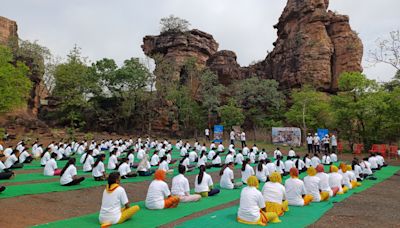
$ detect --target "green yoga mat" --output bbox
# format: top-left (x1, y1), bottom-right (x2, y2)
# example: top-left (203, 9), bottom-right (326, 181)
top-left (177, 166), bottom-right (400, 228)
top-left (34, 166), bottom-right (399, 228)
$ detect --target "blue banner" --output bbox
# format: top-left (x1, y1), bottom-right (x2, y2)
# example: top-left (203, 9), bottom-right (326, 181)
top-left (317, 128), bottom-right (329, 140)
top-left (213, 125), bottom-right (224, 143)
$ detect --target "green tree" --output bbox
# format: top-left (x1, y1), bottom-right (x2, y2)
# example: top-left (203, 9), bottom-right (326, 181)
top-left (0, 45), bottom-right (32, 113)
top-left (218, 99), bottom-right (245, 130)
top-left (160, 15), bottom-right (191, 34)
top-left (286, 85), bottom-right (333, 142)
top-left (232, 77), bottom-right (285, 137)
top-left (198, 69), bottom-right (225, 128)
top-left (52, 45), bottom-right (95, 128)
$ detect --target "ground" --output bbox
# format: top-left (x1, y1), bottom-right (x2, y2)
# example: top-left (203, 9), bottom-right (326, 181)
top-left (0, 136), bottom-right (399, 228)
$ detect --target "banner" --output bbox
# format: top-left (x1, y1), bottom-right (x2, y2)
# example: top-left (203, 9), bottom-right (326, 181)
top-left (317, 128), bottom-right (329, 140)
top-left (213, 125), bottom-right (224, 143)
top-left (272, 127), bottom-right (301, 146)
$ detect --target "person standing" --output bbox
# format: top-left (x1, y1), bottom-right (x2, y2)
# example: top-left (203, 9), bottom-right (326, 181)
top-left (240, 131), bottom-right (246, 148)
top-left (230, 130), bottom-right (236, 145)
top-left (205, 128), bottom-right (210, 142)
top-left (306, 133), bottom-right (313, 153)
top-left (331, 135), bottom-right (337, 153)
top-left (323, 135), bottom-right (330, 153)
top-left (313, 133), bottom-right (320, 153)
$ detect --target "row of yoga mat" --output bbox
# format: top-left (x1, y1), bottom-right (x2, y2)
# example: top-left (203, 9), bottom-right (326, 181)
top-left (33, 165), bottom-right (400, 228)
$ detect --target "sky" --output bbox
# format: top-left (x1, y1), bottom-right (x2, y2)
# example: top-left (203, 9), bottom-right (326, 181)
top-left (1, 0), bottom-right (399, 82)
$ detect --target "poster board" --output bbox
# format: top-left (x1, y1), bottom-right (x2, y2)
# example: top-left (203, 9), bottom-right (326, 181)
top-left (272, 127), bottom-right (301, 146)
top-left (317, 128), bottom-right (329, 140)
top-left (213, 125), bottom-right (224, 143)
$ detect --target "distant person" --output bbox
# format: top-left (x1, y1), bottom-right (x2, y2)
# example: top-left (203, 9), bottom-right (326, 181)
top-left (220, 162), bottom-right (243, 189)
top-left (240, 131), bottom-right (246, 148)
top-left (43, 153), bottom-right (62, 176)
top-left (330, 135), bottom-right (337, 153)
top-left (306, 133), bottom-right (313, 153)
top-left (99, 172), bottom-right (140, 227)
top-left (60, 158), bottom-right (85, 186)
top-left (313, 133), bottom-right (320, 153)
top-left (205, 128), bottom-right (210, 141)
top-left (323, 134), bottom-right (330, 153)
top-left (230, 130), bottom-right (236, 145)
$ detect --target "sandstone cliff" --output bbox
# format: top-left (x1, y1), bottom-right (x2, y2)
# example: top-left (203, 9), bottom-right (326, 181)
top-left (142, 0), bottom-right (363, 93)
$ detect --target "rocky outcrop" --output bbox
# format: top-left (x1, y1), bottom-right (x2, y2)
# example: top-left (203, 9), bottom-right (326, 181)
top-left (0, 16), bottom-right (17, 46)
top-left (0, 16), bottom-right (49, 133)
top-left (142, 29), bottom-right (219, 83)
top-left (206, 50), bottom-right (246, 86)
top-left (250, 0), bottom-right (363, 92)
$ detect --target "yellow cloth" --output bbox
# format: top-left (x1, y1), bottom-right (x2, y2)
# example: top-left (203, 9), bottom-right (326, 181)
top-left (343, 186), bottom-right (349, 193)
top-left (106, 183), bottom-right (120, 193)
top-left (247, 176), bottom-right (259, 188)
top-left (303, 194), bottom-right (313, 206)
top-left (266, 200), bottom-right (289, 216)
top-left (237, 210), bottom-right (280, 226)
top-left (320, 192), bottom-right (330, 201)
top-left (117, 205), bottom-right (140, 224)
top-left (306, 167), bottom-right (317, 176)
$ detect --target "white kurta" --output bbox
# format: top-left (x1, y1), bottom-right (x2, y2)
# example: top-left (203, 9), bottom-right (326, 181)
top-left (285, 178), bottom-right (306, 206)
top-left (238, 186), bottom-right (265, 223)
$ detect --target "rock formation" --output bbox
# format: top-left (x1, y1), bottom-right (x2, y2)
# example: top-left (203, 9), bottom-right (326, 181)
top-left (0, 16), bottom-right (49, 133)
top-left (142, 0), bottom-right (363, 94)
top-left (249, 0), bottom-right (363, 92)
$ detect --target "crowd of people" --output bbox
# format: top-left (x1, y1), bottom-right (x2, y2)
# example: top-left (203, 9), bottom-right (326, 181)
top-left (0, 133), bottom-right (389, 226)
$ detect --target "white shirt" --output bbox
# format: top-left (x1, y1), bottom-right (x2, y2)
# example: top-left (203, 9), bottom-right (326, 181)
top-left (83, 155), bottom-right (94, 172)
top-left (146, 180), bottom-right (170, 209)
top-left (118, 163), bottom-right (131, 176)
top-left (93, 161), bottom-right (105, 177)
top-left (19, 151), bottom-right (31, 163)
top-left (274, 160), bottom-right (285, 174)
top-left (304, 157), bottom-right (312, 168)
top-left (171, 174), bottom-right (190, 196)
top-left (180, 147), bottom-right (188, 157)
top-left (4, 154), bottom-right (18, 168)
top-left (205, 129), bottom-right (210, 136)
top-left (288, 150), bottom-right (296, 157)
top-left (328, 172), bottom-right (343, 192)
top-left (212, 156), bottom-right (221, 165)
top-left (262, 182), bottom-right (286, 203)
top-left (255, 164), bottom-right (269, 182)
top-left (189, 151), bottom-right (198, 163)
top-left (3, 148), bottom-right (12, 157)
top-left (128, 153), bottom-right (134, 166)
top-left (273, 150), bottom-right (282, 159)
top-left (217, 144), bottom-right (224, 152)
top-left (241, 164), bottom-right (255, 184)
top-left (235, 153), bottom-right (244, 165)
top-left (307, 136), bottom-right (313, 144)
top-left (266, 162), bottom-right (277, 174)
top-left (294, 159), bottom-right (305, 170)
top-left (44, 158), bottom-right (58, 176)
top-left (195, 172), bottom-right (213, 193)
top-left (242, 147), bottom-right (249, 156)
top-left (137, 149), bottom-right (145, 160)
top-left (322, 155), bottom-right (331, 164)
top-left (230, 131), bottom-right (235, 140)
top-left (249, 152), bottom-right (256, 164)
top-left (207, 150), bottom-right (216, 160)
top-left (368, 157), bottom-right (378, 169)
top-left (108, 155), bottom-right (118, 170)
top-left (316, 172), bottom-right (333, 196)
top-left (285, 178), bottom-right (306, 206)
top-left (60, 165), bottom-right (77, 185)
top-left (240, 132), bottom-right (246, 141)
top-left (40, 152), bottom-right (51, 166)
top-left (284, 160), bottom-right (295, 173)
top-left (311, 156), bottom-right (321, 168)
top-left (238, 186), bottom-right (265, 223)
top-left (158, 160), bottom-right (169, 171)
top-left (220, 168), bottom-right (234, 189)
top-left (304, 175), bottom-right (321, 202)
top-left (150, 154), bottom-right (160, 166)
top-left (225, 154), bottom-right (234, 164)
top-left (99, 186), bottom-right (129, 224)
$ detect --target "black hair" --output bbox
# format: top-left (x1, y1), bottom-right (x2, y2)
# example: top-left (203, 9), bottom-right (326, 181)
top-left (212, 152), bottom-right (220, 160)
top-left (41, 148), bottom-right (50, 158)
top-left (82, 150), bottom-right (93, 164)
top-left (198, 165), bottom-right (206, 184)
top-left (180, 154), bottom-right (189, 164)
top-left (257, 159), bottom-right (265, 172)
top-left (94, 154), bottom-right (106, 168)
top-left (219, 163), bottom-right (232, 176)
top-left (51, 153), bottom-right (57, 159)
top-left (276, 155), bottom-right (281, 166)
top-left (178, 165), bottom-right (186, 174)
top-left (61, 158), bottom-right (76, 176)
top-left (241, 158), bottom-right (250, 171)
top-left (108, 172), bottom-right (120, 185)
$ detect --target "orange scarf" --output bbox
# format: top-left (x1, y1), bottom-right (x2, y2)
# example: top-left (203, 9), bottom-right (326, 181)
top-left (106, 183), bottom-right (120, 193)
